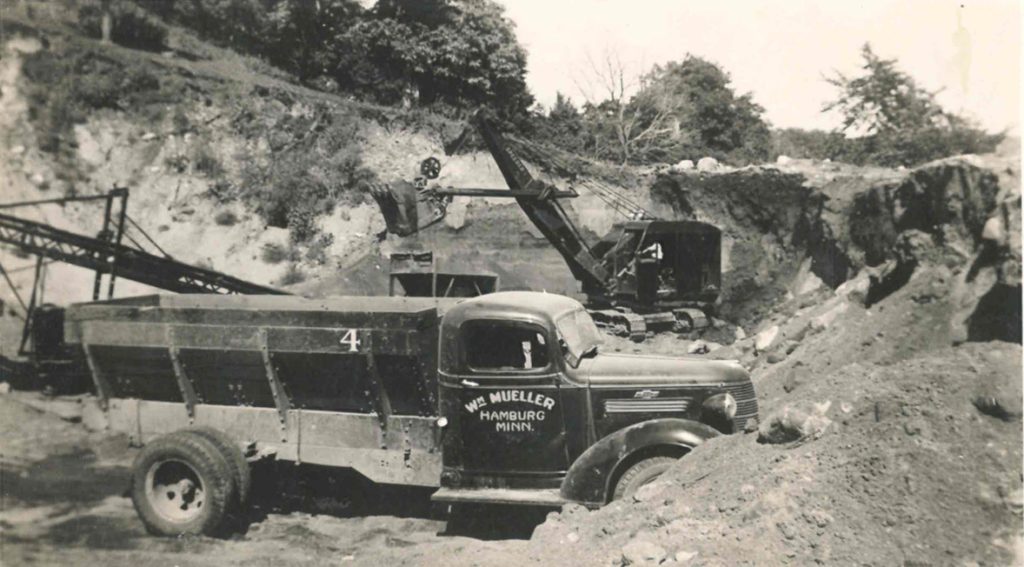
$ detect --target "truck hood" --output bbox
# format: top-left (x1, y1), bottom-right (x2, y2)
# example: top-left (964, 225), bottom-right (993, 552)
top-left (579, 352), bottom-right (748, 386)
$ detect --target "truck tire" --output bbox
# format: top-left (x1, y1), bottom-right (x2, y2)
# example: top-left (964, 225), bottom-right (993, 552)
top-left (131, 431), bottom-right (236, 536)
top-left (186, 427), bottom-right (252, 507)
top-left (612, 456), bottom-right (677, 501)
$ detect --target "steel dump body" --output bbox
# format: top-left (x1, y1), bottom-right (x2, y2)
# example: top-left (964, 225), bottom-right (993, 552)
top-left (64, 294), bottom-right (458, 487)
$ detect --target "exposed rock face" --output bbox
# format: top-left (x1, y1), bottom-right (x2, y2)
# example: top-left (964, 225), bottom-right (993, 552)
top-left (650, 157), bottom-right (1020, 343)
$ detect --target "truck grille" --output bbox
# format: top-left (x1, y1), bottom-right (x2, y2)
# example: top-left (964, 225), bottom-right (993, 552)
top-left (604, 398), bottom-right (691, 414)
top-left (723, 380), bottom-right (759, 431)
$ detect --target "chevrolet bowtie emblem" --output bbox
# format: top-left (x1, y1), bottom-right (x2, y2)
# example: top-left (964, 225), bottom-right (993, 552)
top-left (634, 389), bottom-right (660, 400)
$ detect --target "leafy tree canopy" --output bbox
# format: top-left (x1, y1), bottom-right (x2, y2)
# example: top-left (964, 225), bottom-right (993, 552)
top-left (131, 0), bottom-right (532, 120)
top-left (824, 44), bottom-right (1002, 166)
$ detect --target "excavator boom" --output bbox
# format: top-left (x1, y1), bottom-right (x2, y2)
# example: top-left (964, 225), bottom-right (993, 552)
top-left (470, 114), bottom-right (609, 291)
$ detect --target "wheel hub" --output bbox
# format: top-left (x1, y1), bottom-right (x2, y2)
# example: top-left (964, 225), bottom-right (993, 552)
top-left (146, 459), bottom-right (206, 523)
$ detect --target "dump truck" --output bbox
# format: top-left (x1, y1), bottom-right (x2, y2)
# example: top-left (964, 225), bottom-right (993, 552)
top-left (61, 291), bottom-right (757, 536)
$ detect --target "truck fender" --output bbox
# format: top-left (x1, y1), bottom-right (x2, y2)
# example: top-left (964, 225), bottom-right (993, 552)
top-left (559, 418), bottom-right (721, 505)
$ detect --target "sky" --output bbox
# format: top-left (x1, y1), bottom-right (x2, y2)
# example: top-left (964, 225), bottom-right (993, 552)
top-left (499, 0), bottom-right (1021, 134)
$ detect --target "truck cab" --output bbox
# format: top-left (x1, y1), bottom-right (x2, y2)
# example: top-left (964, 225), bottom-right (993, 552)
top-left (433, 292), bottom-right (756, 507)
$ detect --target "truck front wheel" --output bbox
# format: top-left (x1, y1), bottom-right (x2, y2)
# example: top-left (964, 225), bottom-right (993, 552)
top-left (131, 431), bottom-right (236, 536)
top-left (612, 456), bottom-right (677, 501)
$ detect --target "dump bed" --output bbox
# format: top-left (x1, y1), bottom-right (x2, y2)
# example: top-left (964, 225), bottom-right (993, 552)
top-left (64, 294), bottom-right (458, 486)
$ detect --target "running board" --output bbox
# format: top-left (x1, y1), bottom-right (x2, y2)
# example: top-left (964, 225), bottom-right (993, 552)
top-left (431, 487), bottom-right (566, 507)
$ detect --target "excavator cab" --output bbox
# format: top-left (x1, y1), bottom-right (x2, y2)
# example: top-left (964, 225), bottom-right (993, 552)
top-left (603, 220), bottom-right (721, 309)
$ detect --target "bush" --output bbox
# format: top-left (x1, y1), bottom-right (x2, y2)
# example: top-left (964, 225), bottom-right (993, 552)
top-left (239, 107), bottom-right (377, 243)
top-left (21, 49), bottom-right (161, 154)
top-left (260, 243), bottom-right (289, 264)
top-left (279, 265), bottom-right (306, 286)
top-left (192, 143), bottom-right (224, 177)
top-left (305, 233), bottom-right (335, 264)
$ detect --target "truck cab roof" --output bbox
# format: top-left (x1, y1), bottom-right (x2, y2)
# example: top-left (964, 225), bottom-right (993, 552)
top-left (443, 291), bottom-right (584, 328)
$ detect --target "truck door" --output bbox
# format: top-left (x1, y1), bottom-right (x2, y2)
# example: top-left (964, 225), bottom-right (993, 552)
top-left (448, 319), bottom-right (569, 476)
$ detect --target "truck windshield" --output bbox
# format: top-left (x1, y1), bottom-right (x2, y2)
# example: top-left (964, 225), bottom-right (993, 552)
top-left (555, 308), bottom-right (602, 368)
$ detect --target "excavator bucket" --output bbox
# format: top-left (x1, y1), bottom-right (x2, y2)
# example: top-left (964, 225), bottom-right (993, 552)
top-left (369, 180), bottom-right (420, 237)
top-left (368, 180), bottom-right (450, 239)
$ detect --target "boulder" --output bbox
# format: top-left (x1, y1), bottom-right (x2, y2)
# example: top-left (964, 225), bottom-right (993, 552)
top-left (672, 159), bottom-right (695, 171)
top-left (686, 341), bottom-right (710, 355)
top-left (776, 155), bottom-right (792, 165)
top-left (809, 301), bottom-right (849, 331)
top-left (757, 401), bottom-right (832, 444)
top-left (766, 350), bottom-right (787, 364)
top-left (621, 539), bottom-right (667, 565)
top-left (675, 550), bottom-right (699, 563)
top-left (696, 157), bottom-right (720, 172)
top-left (754, 325), bottom-right (779, 352)
top-left (836, 271), bottom-right (871, 305)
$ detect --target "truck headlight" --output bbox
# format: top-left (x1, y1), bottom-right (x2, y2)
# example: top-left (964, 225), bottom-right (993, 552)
top-left (702, 392), bottom-right (737, 421)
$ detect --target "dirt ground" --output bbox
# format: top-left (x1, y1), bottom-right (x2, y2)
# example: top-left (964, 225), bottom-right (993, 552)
top-left (0, 391), bottom-right (555, 566)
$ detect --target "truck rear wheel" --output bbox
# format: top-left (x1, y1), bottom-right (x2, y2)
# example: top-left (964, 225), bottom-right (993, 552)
top-left (131, 431), bottom-right (236, 536)
top-left (612, 456), bottom-right (677, 501)
top-left (186, 427), bottom-right (252, 507)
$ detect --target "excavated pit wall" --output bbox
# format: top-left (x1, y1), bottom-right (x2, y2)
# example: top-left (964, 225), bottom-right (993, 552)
top-left (648, 157), bottom-right (1017, 340)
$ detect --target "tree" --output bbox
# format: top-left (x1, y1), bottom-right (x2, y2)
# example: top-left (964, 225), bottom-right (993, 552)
top-left (639, 57), bottom-right (771, 164)
top-left (572, 49), bottom-right (681, 164)
top-left (824, 44), bottom-right (1003, 166)
top-left (264, 0), bottom-right (365, 81)
top-left (573, 52), bottom-right (771, 165)
top-left (334, 0), bottom-right (533, 120)
top-left (528, 93), bottom-right (586, 154)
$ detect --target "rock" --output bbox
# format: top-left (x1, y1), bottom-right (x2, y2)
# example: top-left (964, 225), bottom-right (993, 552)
top-left (757, 402), bottom-right (832, 444)
top-left (696, 157), bottom-right (720, 172)
top-left (754, 325), bottom-right (779, 352)
top-left (796, 272), bottom-right (825, 295)
top-left (11, 145), bottom-right (25, 155)
top-left (766, 351), bottom-right (787, 364)
top-left (686, 341), bottom-right (710, 355)
top-left (982, 216), bottom-right (1005, 242)
top-left (973, 393), bottom-right (1022, 422)
top-left (675, 550), bottom-right (699, 563)
top-left (809, 301), bottom-right (849, 331)
top-left (141, 132), bottom-right (157, 141)
top-left (836, 271), bottom-right (870, 304)
top-left (561, 502), bottom-right (589, 517)
top-left (566, 532), bottom-right (580, 543)
top-left (672, 159), bottom-right (695, 171)
top-left (621, 540), bottom-right (667, 565)
top-left (29, 172), bottom-right (46, 187)
top-left (734, 326), bottom-right (747, 341)
top-left (0, 382), bottom-right (9, 394)
top-left (776, 155), bottom-right (792, 165)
